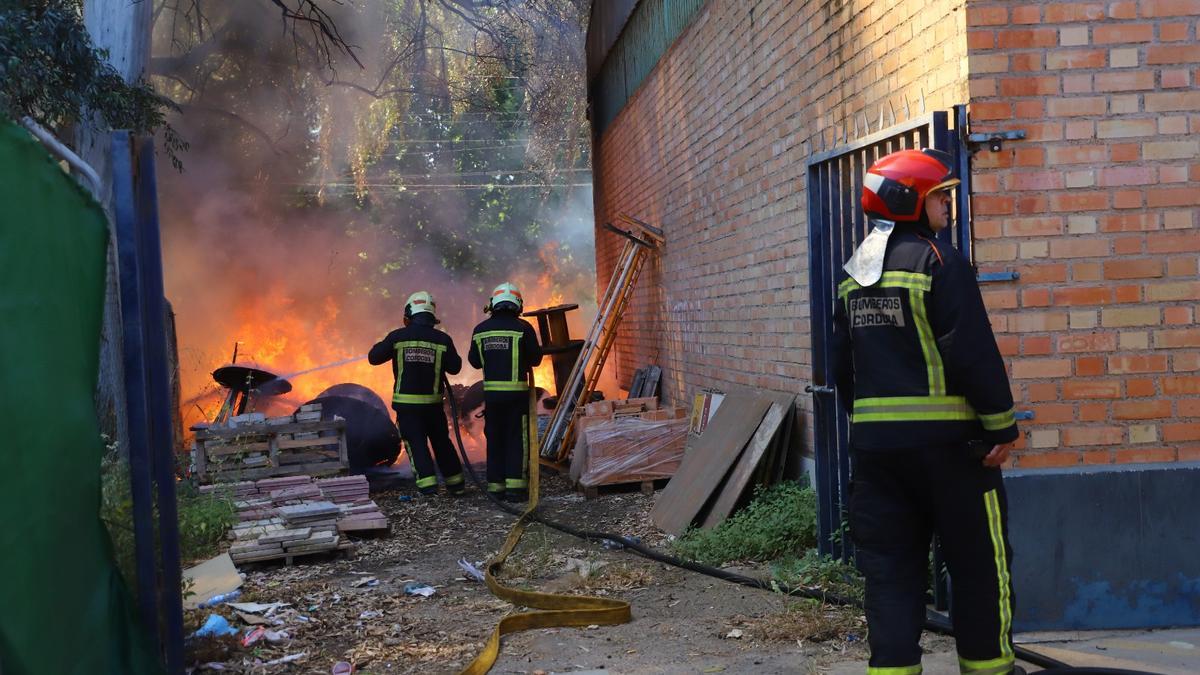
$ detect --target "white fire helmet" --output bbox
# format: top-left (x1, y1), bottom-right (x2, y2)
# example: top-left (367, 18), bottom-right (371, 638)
top-left (489, 282), bottom-right (524, 312)
top-left (405, 290), bottom-right (437, 320)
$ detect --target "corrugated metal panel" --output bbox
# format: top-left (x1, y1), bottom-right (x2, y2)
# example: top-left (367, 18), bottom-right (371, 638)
top-left (590, 0), bottom-right (708, 136)
top-left (664, 0), bottom-right (707, 36)
top-left (586, 0), bottom-right (639, 80)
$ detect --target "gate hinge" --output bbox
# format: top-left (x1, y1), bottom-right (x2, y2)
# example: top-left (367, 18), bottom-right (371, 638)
top-left (966, 130), bottom-right (1026, 153)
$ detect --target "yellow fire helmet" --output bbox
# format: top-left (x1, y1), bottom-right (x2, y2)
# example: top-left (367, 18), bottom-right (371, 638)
top-left (405, 290), bottom-right (437, 320)
top-left (488, 282), bottom-right (524, 312)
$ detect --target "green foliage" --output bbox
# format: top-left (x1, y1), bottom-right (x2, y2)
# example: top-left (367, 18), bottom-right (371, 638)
top-left (100, 447), bottom-right (236, 597)
top-left (771, 549), bottom-right (865, 602)
top-left (0, 0), bottom-right (186, 167)
top-left (670, 481), bottom-right (819, 566)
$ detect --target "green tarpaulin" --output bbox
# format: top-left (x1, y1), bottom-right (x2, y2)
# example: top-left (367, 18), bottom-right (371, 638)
top-left (0, 120), bottom-right (163, 675)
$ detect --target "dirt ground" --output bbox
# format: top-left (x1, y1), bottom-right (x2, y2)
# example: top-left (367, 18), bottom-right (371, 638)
top-left (185, 472), bottom-right (957, 674)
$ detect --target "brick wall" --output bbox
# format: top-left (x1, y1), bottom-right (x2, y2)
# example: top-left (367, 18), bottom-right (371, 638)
top-left (965, 0), bottom-right (1200, 467)
top-left (593, 0), bottom-right (971, 442)
top-left (593, 0), bottom-right (1199, 466)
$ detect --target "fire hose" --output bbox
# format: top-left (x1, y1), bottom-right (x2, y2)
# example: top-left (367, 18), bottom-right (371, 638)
top-left (441, 377), bottom-right (1159, 675)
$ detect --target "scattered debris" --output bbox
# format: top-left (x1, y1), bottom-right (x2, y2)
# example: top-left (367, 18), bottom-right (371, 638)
top-left (458, 558), bottom-right (485, 582)
top-left (351, 576), bottom-right (379, 588)
top-left (255, 652), bottom-right (306, 666)
top-left (564, 557), bottom-right (608, 579)
top-left (184, 553), bottom-right (243, 610)
top-left (725, 628), bottom-right (744, 639)
top-left (403, 582), bottom-right (436, 597)
top-left (192, 614), bottom-right (238, 638)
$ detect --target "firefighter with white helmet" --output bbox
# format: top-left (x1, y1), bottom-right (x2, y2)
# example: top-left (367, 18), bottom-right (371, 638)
top-left (467, 282), bottom-right (543, 502)
top-left (832, 149), bottom-right (1022, 675)
top-left (369, 290), bottom-right (466, 496)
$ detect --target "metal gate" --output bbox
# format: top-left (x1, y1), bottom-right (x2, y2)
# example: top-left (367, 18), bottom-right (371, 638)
top-left (805, 107), bottom-right (972, 560)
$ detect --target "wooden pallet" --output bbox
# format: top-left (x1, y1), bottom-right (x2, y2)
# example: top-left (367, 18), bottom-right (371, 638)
top-left (577, 477), bottom-right (669, 500)
top-left (193, 416), bottom-right (348, 483)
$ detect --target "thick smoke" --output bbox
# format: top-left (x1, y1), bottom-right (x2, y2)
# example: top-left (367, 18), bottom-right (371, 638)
top-left (153, 1), bottom-right (597, 437)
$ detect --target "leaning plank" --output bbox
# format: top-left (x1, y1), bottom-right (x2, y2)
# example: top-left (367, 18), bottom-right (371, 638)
top-left (650, 391), bottom-right (772, 535)
top-left (701, 396), bottom-right (793, 529)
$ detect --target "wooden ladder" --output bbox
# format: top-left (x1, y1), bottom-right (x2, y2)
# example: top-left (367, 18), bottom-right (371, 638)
top-left (539, 214), bottom-right (662, 461)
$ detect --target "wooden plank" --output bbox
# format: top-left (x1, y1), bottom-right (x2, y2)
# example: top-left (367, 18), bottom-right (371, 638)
top-left (195, 419), bottom-right (345, 440)
top-left (629, 368), bottom-right (647, 399)
top-left (194, 442), bottom-right (208, 479)
top-left (205, 460), bottom-right (347, 483)
top-left (640, 365), bottom-right (661, 398)
top-left (701, 398), bottom-right (792, 529)
top-left (650, 391), bottom-right (772, 535)
top-left (268, 433), bottom-right (279, 470)
top-left (337, 430), bottom-right (349, 465)
top-left (206, 441), bottom-right (271, 456)
top-left (276, 435), bottom-right (341, 450)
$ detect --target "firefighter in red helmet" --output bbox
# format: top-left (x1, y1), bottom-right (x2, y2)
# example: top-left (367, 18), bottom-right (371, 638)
top-left (832, 149), bottom-right (1022, 675)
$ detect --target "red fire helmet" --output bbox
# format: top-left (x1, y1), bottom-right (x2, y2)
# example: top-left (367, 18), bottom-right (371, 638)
top-left (861, 148), bottom-right (960, 222)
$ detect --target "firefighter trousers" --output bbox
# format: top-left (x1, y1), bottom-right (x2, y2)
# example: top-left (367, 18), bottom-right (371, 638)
top-left (395, 403), bottom-right (464, 495)
top-left (849, 443), bottom-right (1016, 675)
top-left (482, 396), bottom-right (529, 498)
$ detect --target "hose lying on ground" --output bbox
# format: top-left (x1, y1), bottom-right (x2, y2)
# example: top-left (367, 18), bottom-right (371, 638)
top-left (442, 379), bottom-right (1158, 675)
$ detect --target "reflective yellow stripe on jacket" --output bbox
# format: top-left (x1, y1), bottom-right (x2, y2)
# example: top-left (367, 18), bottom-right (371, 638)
top-left (393, 340), bottom-right (446, 404)
top-left (474, 330), bottom-right (528, 391)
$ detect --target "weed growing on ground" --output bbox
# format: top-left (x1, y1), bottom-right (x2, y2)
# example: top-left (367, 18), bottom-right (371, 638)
top-left (670, 480), bottom-right (819, 566)
top-left (101, 447), bottom-right (237, 596)
top-left (771, 549), bottom-right (864, 602)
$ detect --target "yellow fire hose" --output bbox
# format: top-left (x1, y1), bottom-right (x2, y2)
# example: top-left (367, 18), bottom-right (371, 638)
top-left (458, 384), bottom-right (632, 675)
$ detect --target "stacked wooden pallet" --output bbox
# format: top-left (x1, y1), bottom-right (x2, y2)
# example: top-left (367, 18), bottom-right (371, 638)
top-left (570, 398), bottom-right (689, 493)
top-left (192, 403), bottom-right (348, 483)
top-left (203, 475), bottom-right (387, 565)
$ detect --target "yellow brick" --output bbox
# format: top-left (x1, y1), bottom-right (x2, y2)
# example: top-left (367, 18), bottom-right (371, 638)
top-left (1066, 170), bottom-right (1096, 189)
top-left (1120, 331), bottom-right (1150, 350)
top-left (1013, 312), bottom-right (1069, 333)
top-left (1030, 429), bottom-right (1060, 449)
top-left (1021, 241), bottom-right (1049, 258)
top-left (1061, 26), bottom-right (1089, 46)
top-left (1110, 48), bottom-right (1139, 68)
top-left (1165, 210), bottom-right (1195, 230)
top-left (1109, 95), bottom-right (1139, 114)
top-left (1129, 425), bottom-right (1158, 444)
top-left (1068, 215), bottom-right (1098, 234)
top-left (1102, 307), bottom-right (1160, 327)
top-left (1143, 141), bottom-right (1199, 160)
top-left (976, 241), bottom-right (1018, 262)
top-left (1070, 310), bottom-right (1098, 329)
top-left (1158, 116), bottom-right (1188, 135)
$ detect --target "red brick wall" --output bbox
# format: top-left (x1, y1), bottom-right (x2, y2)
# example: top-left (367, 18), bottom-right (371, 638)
top-left (593, 0), bottom-right (971, 439)
top-left (966, 0), bottom-right (1200, 467)
top-left (594, 0), bottom-right (1199, 466)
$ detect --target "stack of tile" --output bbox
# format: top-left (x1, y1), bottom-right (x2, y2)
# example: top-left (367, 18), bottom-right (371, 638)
top-left (315, 476), bottom-right (370, 503)
top-left (207, 474), bottom-right (388, 565)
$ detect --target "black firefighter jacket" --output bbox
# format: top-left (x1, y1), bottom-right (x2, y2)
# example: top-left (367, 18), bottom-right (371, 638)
top-left (467, 311), bottom-right (543, 402)
top-left (832, 222), bottom-right (1019, 451)
top-left (368, 314), bottom-right (462, 408)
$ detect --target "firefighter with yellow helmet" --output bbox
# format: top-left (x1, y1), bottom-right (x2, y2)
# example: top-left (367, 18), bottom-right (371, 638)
top-left (369, 291), bottom-right (466, 496)
top-left (832, 149), bottom-right (1022, 674)
top-left (467, 282), bottom-right (543, 502)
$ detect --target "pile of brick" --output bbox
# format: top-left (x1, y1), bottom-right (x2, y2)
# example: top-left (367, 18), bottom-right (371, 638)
top-left (202, 475), bottom-right (387, 564)
top-left (192, 404), bottom-right (348, 483)
top-left (569, 397), bottom-right (689, 491)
